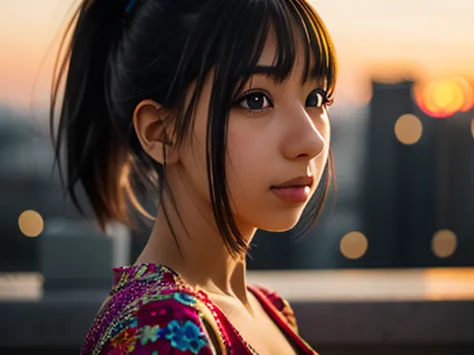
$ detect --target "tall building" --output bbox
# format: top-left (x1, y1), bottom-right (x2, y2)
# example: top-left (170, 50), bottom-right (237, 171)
top-left (432, 113), bottom-right (474, 266)
top-left (361, 80), bottom-right (438, 267)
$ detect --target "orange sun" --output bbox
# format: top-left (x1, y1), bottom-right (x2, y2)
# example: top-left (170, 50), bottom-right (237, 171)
top-left (413, 77), bottom-right (474, 118)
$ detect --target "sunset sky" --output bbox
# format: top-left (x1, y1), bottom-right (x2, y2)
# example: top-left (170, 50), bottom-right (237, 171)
top-left (1, 0), bottom-right (473, 108)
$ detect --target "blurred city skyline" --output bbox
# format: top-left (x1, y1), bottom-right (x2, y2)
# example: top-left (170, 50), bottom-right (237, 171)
top-left (0, 0), bottom-right (473, 273)
top-left (1, 0), bottom-right (474, 109)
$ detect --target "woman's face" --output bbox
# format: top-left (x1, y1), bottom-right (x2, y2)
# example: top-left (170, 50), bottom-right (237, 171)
top-left (177, 30), bottom-right (331, 236)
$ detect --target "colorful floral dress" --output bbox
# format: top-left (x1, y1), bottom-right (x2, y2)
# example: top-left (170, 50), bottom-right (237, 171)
top-left (81, 263), bottom-right (318, 354)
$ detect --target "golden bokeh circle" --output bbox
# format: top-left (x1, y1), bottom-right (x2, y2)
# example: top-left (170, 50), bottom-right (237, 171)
top-left (394, 114), bottom-right (423, 145)
top-left (432, 229), bottom-right (457, 259)
top-left (18, 210), bottom-right (44, 238)
top-left (340, 231), bottom-right (368, 260)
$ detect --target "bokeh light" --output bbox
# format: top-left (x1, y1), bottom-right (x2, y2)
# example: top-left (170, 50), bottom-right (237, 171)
top-left (340, 231), bottom-right (368, 260)
top-left (414, 77), bottom-right (474, 118)
top-left (455, 76), bottom-right (474, 112)
top-left (432, 229), bottom-right (457, 258)
top-left (394, 114), bottom-right (423, 145)
top-left (18, 210), bottom-right (44, 238)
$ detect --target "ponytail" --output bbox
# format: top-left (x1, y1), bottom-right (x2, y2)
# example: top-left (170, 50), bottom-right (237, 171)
top-left (50, 0), bottom-right (134, 231)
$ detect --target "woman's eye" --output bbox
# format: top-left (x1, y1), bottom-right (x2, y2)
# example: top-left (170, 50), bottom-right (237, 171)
top-left (239, 92), bottom-right (272, 111)
top-left (306, 89), bottom-right (328, 108)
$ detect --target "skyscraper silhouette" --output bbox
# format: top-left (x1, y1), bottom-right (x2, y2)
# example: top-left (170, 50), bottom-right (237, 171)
top-left (362, 80), bottom-right (437, 267)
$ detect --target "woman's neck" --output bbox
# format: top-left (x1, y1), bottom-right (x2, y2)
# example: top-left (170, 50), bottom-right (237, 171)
top-left (136, 168), bottom-right (257, 306)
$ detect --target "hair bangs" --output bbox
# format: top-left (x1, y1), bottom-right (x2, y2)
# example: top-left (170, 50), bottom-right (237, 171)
top-left (215, 0), bottom-right (338, 97)
top-left (170, 0), bottom-right (337, 122)
top-left (291, 0), bottom-right (338, 96)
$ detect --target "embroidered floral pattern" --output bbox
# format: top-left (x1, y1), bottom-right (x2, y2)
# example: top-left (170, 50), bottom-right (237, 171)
top-left (82, 264), bottom-right (317, 355)
top-left (163, 320), bottom-right (209, 354)
top-left (174, 292), bottom-right (197, 307)
top-left (110, 327), bottom-right (138, 353)
top-left (140, 325), bottom-right (160, 345)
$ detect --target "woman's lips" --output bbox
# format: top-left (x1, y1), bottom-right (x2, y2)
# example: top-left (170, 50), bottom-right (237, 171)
top-left (270, 186), bottom-right (311, 203)
top-left (270, 174), bottom-right (314, 204)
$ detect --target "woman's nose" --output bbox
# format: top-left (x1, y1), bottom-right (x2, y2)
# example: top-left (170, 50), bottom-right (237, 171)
top-left (282, 107), bottom-right (328, 161)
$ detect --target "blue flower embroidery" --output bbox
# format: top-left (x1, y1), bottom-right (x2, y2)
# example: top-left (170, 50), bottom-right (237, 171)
top-left (164, 320), bottom-right (209, 354)
top-left (173, 292), bottom-right (197, 306)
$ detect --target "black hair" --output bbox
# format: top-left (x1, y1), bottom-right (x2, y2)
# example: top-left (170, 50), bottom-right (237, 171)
top-left (50, 0), bottom-right (338, 258)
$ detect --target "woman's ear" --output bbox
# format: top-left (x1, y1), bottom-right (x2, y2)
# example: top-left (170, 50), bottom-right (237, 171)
top-left (133, 99), bottom-right (179, 165)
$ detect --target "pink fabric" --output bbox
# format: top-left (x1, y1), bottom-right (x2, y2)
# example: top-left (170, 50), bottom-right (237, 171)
top-left (81, 263), bottom-right (317, 354)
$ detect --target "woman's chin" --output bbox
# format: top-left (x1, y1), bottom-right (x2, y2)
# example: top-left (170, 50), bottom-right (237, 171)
top-left (257, 212), bottom-right (304, 233)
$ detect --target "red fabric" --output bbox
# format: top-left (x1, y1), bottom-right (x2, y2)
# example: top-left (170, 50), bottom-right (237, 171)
top-left (81, 264), bottom-right (317, 354)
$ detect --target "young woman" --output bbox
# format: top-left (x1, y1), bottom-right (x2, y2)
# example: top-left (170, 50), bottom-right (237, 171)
top-left (50, 0), bottom-right (337, 353)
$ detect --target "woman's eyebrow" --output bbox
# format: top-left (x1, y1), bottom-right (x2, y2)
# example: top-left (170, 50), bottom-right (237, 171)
top-left (246, 65), bottom-right (279, 75)
top-left (241, 66), bottom-right (326, 88)
top-left (241, 65), bottom-right (283, 83)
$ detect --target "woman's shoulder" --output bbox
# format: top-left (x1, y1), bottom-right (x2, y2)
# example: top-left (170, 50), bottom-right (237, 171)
top-left (97, 289), bottom-right (217, 355)
top-left (250, 285), bottom-right (299, 334)
top-left (82, 264), bottom-right (219, 355)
